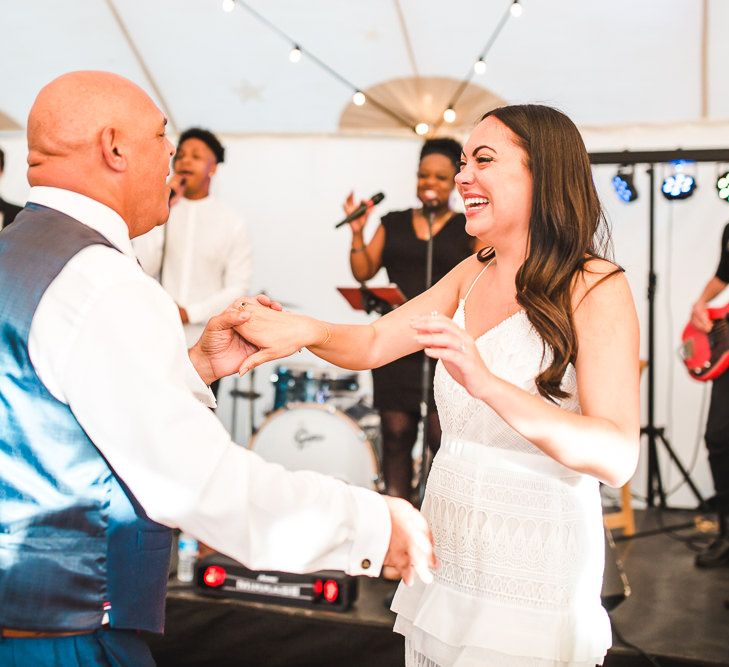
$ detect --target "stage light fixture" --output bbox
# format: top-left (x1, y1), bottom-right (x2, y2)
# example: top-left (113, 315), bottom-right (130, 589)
top-left (611, 166), bottom-right (638, 203)
top-left (415, 122), bottom-right (429, 136)
top-left (352, 91), bottom-right (366, 106)
top-left (716, 170), bottom-right (729, 202)
top-left (222, 0), bottom-right (235, 12)
top-left (510, 1), bottom-right (523, 18)
top-left (661, 161), bottom-right (697, 201)
top-left (474, 58), bottom-right (487, 75)
top-left (289, 45), bottom-right (302, 63)
top-left (443, 107), bottom-right (456, 123)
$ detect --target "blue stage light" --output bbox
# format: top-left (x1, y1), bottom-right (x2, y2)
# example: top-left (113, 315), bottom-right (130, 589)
top-left (662, 161), bottom-right (697, 201)
top-left (611, 167), bottom-right (638, 203)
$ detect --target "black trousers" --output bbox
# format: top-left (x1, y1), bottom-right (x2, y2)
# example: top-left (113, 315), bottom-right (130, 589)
top-left (706, 369), bottom-right (729, 515)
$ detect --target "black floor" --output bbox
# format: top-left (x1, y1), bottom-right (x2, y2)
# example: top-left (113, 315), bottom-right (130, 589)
top-left (604, 509), bottom-right (729, 667)
top-left (150, 509), bottom-right (729, 667)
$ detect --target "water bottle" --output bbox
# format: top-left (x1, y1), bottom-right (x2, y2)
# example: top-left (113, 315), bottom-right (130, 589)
top-left (177, 532), bottom-right (199, 583)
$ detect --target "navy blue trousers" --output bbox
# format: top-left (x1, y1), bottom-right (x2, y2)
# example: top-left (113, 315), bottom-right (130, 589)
top-left (0, 629), bottom-right (155, 667)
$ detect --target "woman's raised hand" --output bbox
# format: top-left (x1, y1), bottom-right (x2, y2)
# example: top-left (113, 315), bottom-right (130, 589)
top-left (343, 191), bottom-right (371, 235)
top-left (412, 313), bottom-right (493, 401)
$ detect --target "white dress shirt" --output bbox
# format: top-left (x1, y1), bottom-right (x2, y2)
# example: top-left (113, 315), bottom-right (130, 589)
top-left (27, 186), bottom-right (390, 576)
top-left (133, 196), bottom-right (252, 347)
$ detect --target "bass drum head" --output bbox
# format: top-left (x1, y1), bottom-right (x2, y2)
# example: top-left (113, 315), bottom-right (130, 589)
top-left (249, 402), bottom-right (380, 490)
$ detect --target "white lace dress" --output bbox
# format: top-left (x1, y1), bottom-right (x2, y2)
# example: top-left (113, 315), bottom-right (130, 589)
top-left (391, 293), bottom-right (611, 666)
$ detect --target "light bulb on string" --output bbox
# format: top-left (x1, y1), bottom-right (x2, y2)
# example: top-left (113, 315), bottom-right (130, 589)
top-left (289, 45), bottom-right (302, 63)
top-left (222, 0), bottom-right (235, 13)
top-left (474, 58), bottom-right (486, 75)
top-left (510, 1), bottom-right (523, 17)
top-left (443, 107), bottom-right (456, 123)
top-left (415, 122), bottom-right (429, 136)
top-left (352, 91), bottom-right (366, 106)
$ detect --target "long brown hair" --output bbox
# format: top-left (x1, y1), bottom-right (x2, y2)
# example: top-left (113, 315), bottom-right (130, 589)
top-left (477, 104), bottom-right (619, 401)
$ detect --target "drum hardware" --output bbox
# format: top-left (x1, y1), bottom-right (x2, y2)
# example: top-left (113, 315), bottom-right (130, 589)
top-left (230, 366), bottom-right (260, 444)
top-left (270, 364), bottom-right (359, 411)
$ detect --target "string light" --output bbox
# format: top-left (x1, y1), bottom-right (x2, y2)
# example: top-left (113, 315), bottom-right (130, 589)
top-left (443, 107), bottom-right (456, 123)
top-left (510, 0), bottom-right (523, 18)
top-left (222, 0), bottom-right (236, 13)
top-left (352, 91), bottom-right (366, 106)
top-left (415, 123), bottom-right (429, 136)
top-left (289, 45), bottom-right (302, 63)
top-left (474, 58), bottom-right (487, 75)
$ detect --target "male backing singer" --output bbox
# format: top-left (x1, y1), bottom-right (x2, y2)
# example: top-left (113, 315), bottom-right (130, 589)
top-left (133, 128), bottom-right (252, 397)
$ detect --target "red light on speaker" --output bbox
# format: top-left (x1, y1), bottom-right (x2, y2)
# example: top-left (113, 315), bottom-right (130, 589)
top-left (323, 579), bottom-right (339, 603)
top-left (203, 565), bottom-right (227, 587)
top-left (313, 579), bottom-right (323, 596)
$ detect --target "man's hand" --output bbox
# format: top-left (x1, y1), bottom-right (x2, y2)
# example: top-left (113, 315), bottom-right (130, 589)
top-left (382, 496), bottom-right (437, 586)
top-left (189, 295), bottom-right (282, 386)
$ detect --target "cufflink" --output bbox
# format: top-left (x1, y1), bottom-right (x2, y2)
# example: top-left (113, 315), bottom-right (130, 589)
top-left (361, 558), bottom-right (371, 570)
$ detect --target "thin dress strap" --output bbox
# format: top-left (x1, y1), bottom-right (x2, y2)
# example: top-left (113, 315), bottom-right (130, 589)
top-left (463, 258), bottom-right (494, 302)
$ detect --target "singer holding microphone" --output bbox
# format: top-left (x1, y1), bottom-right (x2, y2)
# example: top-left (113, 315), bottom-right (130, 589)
top-left (344, 138), bottom-right (484, 501)
top-left (133, 128), bottom-right (252, 398)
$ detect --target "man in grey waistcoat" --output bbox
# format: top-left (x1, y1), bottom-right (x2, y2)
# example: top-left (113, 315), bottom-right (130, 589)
top-left (0, 71), bottom-right (434, 666)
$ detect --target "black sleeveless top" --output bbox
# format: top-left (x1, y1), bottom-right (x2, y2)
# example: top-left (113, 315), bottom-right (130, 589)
top-left (371, 209), bottom-right (472, 411)
top-left (381, 209), bottom-right (472, 299)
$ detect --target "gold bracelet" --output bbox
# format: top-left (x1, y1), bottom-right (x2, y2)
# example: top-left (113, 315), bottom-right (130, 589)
top-left (350, 245), bottom-right (366, 254)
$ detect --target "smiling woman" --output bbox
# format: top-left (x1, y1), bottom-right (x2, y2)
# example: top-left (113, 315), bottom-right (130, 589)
top-left (235, 103), bottom-right (640, 667)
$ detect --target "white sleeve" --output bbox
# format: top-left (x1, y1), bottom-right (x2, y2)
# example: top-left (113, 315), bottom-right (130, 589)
top-left (185, 216), bottom-right (253, 324)
top-left (40, 266), bottom-right (389, 576)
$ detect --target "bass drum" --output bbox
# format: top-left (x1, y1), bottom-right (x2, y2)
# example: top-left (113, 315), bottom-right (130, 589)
top-left (249, 402), bottom-right (381, 490)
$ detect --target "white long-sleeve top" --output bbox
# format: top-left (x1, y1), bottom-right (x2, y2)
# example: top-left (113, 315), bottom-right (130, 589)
top-left (133, 195), bottom-right (253, 347)
top-left (26, 186), bottom-right (390, 577)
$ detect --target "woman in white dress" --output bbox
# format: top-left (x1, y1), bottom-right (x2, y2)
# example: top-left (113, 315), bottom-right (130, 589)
top-left (236, 105), bottom-right (640, 666)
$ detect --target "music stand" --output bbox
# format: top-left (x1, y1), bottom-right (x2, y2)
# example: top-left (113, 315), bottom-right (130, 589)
top-left (337, 284), bottom-right (406, 315)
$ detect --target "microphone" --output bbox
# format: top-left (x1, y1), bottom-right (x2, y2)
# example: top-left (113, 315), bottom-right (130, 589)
top-left (335, 192), bottom-right (385, 229)
top-left (169, 177), bottom-right (187, 203)
top-left (422, 189), bottom-right (440, 210)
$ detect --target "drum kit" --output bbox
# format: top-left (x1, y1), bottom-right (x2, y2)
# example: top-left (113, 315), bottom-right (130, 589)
top-left (240, 363), bottom-right (383, 491)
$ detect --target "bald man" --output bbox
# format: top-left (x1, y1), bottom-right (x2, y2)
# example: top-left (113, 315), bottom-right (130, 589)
top-left (0, 71), bottom-right (434, 666)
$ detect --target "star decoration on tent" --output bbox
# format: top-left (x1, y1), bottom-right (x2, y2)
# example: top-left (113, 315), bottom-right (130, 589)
top-left (235, 80), bottom-right (265, 104)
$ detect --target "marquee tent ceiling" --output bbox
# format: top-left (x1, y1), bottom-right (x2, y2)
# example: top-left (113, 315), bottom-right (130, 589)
top-left (0, 0), bottom-right (727, 136)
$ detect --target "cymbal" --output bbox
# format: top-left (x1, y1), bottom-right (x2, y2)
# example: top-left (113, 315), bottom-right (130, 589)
top-left (257, 289), bottom-right (297, 310)
top-left (229, 389), bottom-right (262, 400)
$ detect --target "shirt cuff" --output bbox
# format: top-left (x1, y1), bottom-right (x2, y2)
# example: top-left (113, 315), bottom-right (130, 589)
top-left (345, 486), bottom-right (391, 577)
top-left (183, 356), bottom-right (217, 408)
top-left (184, 301), bottom-right (213, 326)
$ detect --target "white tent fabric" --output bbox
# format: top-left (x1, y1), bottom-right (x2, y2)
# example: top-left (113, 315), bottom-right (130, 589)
top-left (1, 0), bottom-right (728, 133)
top-left (1, 0), bottom-right (728, 508)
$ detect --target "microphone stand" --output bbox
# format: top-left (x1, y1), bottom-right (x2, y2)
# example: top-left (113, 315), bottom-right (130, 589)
top-left (416, 203), bottom-right (437, 505)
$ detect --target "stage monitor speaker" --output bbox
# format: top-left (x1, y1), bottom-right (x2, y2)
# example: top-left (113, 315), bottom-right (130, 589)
top-left (194, 554), bottom-right (358, 612)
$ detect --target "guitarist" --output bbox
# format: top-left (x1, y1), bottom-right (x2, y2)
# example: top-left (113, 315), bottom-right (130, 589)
top-left (691, 222), bottom-right (729, 568)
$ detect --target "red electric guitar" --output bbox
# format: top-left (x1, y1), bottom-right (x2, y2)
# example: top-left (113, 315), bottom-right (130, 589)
top-left (680, 302), bottom-right (729, 381)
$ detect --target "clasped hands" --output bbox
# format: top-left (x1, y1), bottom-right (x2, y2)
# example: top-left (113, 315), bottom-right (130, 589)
top-left (190, 298), bottom-right (504, 586)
